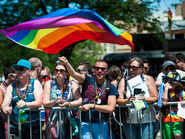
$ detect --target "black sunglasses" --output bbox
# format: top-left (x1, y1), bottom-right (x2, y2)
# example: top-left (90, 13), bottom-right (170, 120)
top-left (15, 67), bottom-right (27, 71)
top-left (42, 75), bottom-right (48, 79)
top-left (163, 67), bottom-right (175, 71)
top-left (165, 80), bottom-right (178, 84)
top-left (128, 66), bottom-right (140, 70)
top-left (55, 69), bottom-right (67, 73)
top-left (144, 67), bottom-right (149, 70)
top-left (94, 67), bottom-right (106, 71)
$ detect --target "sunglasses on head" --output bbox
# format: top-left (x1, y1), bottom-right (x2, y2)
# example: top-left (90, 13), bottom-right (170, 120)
top-left (55, 69), bottom-right (67, 73)
top-left (94, 67), bottom-right (106, 71)
top-left (163, 67), bottom-right (175, 71)
top-left (15, 67), bottom-right (27, 71)
top-left (77, 69), bottom-right (86, 73)
top-left (8, 73), bottom-right (17, 77)
top-left (128, 66), bottom-right (140, 70)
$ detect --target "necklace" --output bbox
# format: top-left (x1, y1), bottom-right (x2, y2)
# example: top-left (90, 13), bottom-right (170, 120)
top-left (2, 81), bottom-right (8, 88)
top-left (93, 77), bottom-right (107, 104)
top-left (15, 77), bottom-right (32, 100)
top-left (56, 82), bottom-right (68, 101)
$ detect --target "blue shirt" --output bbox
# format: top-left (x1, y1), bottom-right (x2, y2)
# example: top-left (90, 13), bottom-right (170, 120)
top-left (11, 78), bottom-right (39, 129)
top-left (81, 75), bottom-right (119, 123)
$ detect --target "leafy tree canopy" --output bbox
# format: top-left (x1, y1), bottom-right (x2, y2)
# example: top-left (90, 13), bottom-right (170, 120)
top-left (0, 0), bottom-right (162, 74)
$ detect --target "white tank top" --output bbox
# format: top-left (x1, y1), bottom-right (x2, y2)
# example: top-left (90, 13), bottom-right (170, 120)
top-left (125, 75), bottom-right (156, 124)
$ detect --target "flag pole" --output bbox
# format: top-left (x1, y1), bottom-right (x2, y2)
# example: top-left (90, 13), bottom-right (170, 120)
top-left (168, 18), bottom-right (172, 39)
top-left (168, 8), bottom-right (172, 39)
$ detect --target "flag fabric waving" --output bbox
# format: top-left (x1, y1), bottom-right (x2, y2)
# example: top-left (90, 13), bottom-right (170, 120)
top-left (0, 8), bottom-right (134, 54)
top-left (168, 8), bottom-right (172, 20)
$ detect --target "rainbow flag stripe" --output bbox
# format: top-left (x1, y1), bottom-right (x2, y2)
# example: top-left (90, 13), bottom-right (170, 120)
top-left (162, 113), bottom-right (183, 123)
top-left (168, 8), bottom-right (172, 20)
top-left (0, 8), bottom-right (134, 54)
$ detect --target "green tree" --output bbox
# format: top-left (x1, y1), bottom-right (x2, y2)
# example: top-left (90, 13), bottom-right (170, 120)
top-left (70, 40), bottom-right (104, 70)
top-left (0, 0), bottom-right (162, 73)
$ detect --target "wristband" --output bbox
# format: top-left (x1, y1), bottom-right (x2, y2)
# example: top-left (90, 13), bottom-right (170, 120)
top-left (1, 105), bottom-right (7, 110)
top-left (66, 102), bottom-right (71, 107)
top-left (123, 99), bottom-right (125, 105)
top-left (162, 97), bottom-right (168, 102)
top-left (91, 103), bottom-right (96, 109)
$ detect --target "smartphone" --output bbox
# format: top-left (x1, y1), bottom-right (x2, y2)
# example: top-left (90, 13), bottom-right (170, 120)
top-left (134, 88), bottom-right (142, 96)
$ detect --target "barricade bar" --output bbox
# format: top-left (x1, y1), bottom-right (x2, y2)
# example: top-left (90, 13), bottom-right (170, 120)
top-left (1, 102), bottom-right (184, 139)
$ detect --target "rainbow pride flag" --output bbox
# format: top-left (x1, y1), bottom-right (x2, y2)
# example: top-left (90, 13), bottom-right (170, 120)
top-left (0, 8), bottom-right (134, 54)
top-left (168, 8), bottom-right (172, 20)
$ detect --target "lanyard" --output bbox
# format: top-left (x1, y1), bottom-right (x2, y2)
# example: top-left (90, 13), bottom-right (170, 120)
top-left (15, 77), bottom-right (32, 100)
top-left (93, 76), bottom-right (107, 104)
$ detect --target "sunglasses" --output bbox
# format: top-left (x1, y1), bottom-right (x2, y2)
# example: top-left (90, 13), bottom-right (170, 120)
top-left (94, 67), bottom-right (106, 71)
top-left (77, 69), bottom-right (86, 73)
top-left (176, 60), bottom-right (183, 64)
top-left (8, 73), bottom-right (17, 77)
top-left (15, 67), bottom-right (27, 71)
top-left (181, 80), bottom-right (185, 84)
top-left (144, 67), bottom-right (149, 70)
top-left (128, 66), bottom-right (140, 70)
top-left (41, 75), bottom-right (48, 79)
top-left (165, 80), bottom-right (178, 84)
top-left (163, 67), bottom-right (175, 71)
top-left (55, 69), bottom-right (67, 73)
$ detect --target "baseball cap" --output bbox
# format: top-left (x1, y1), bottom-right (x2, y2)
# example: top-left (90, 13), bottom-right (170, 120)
top-left (12, 59), bottom-right (31, 70)
top-left (162, 61), bottom-right (175, 68)
top-left (162, 71), bottom-right (181, 81)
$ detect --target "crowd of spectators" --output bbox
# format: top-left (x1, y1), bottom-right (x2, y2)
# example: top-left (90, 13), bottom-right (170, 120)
top-left (0, 52), bottom-right (185, 139)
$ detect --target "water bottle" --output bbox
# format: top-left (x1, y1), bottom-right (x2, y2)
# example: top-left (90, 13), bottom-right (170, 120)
top-left (17, 99), bottom-right (27, 124)
top-left (18, 108), bottom-right (27, 124)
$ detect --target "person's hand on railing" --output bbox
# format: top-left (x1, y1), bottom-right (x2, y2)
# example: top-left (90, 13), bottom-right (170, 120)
top-left (81, 104), bottom-right (92, 112)
top-left (58, 100), bottom-right (68, 108)
top-left (137, 93), bottom-right (145, 101)
top-left (16, 100), bottom-right (27, 108)
top-left (1, 105), bottom-right (12, 115)
top-left (181, 101), bottom-right (185, 107)
top-left (156, 113), bottom-right (162, 121)
top-left (127, 96), bottom-right (136, 102)
top-left (54, 98), bottom-right (63, 104)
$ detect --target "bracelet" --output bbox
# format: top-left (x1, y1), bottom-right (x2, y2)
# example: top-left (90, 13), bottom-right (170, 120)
top-left (123, 99), bottom-right (125, 105)
top-left (162, 97), bottom-right (168, 102)
top-left (66, 102), bottom-right (71, 107)
top-left (91, 103), bottom-right (96, 109)
top-left (1, 105), bottom-right (7, 110)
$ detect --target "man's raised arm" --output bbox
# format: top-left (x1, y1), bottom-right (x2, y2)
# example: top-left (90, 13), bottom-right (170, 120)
top-left (58, 56), bottom-right (85, 84)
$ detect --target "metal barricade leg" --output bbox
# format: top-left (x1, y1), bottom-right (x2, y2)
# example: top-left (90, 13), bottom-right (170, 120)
top-left (109, 114), bottom-right (112, 139)
top-left (99, 112), bottom-right (102, 139)
top-left (39, 111), bottom-right (42, 139)
top-left (7, 115), bottom-right (10, 139)
top-left (18, 113), bottom-right (22, 139)
top-left (89, 110), bottom-right (92, 139)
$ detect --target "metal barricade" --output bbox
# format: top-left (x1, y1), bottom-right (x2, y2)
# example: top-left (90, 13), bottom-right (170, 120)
top-left (3, 102), bottom-right (185, 139)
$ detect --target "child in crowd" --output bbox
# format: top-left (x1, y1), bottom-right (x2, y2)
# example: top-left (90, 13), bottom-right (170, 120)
top-left (161, 71), bottom-right (185, 139)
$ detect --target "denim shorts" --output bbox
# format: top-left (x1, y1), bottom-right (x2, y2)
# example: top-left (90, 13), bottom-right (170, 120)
top-left (123, 122), bottom-right (154, 139)
top-left (81, 122), bottom-right (109, 139)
